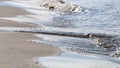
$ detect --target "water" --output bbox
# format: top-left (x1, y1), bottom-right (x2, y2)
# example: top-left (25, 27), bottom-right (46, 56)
top-left (29, 0), bottom-right (120, 56)
top-left (0, 0), bottom-right (120, 67)
top-left (46, 0), bottom-right (120, 35)
top-left (37, 52), bottom-right (120, 68)
top-left (1, 0), bottom-right (120, 35)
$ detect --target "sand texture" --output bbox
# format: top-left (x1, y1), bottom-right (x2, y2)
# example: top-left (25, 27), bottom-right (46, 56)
top-left (0, 19), bottom-right (39, 28)
top-left (0, 6), bottom-right (32, 17)
top-left (0, 32), bottom-right (59, 68)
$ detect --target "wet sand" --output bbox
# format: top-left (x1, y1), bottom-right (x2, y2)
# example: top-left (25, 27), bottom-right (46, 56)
top-left (0, 0), bottom-right (60, 68)
top-left (0, 6), bottom-right (32, 17)
top-left (0, 19), bottom-right (39, 28)
top-left (0, 32), bottom-right (59, 68)
top-left (0, 6), bottom-right (39, 28)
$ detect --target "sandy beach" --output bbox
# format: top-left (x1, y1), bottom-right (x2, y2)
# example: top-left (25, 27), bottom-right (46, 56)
top-left (0, 6), bottom-right (32, 17)
top-left (1, 0), bottom-right (120, 68)
top-left (0, 6), bottom-right (39, 28)
top-left (0, 32), bottom-right (59, 68)
top-left (0, 0), bottom-right (59, 68)
top-left (0, 19), bottom-right (39, 27)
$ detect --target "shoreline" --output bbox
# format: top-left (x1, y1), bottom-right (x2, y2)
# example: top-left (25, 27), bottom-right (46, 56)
top-left (0, 0), bottom-right (60, 68)
top-left (1, 0), bottom-right (120, 68)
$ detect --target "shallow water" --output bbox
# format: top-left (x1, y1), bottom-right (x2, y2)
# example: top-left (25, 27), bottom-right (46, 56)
top-left (37, 52), bottom-right (120, 68)
top-left (1, 0), bottom-right (120, 34)
top-left (0, 0), bottom-right (120, 67)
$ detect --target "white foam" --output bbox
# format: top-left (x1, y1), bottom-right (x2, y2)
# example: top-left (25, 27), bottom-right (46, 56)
top-left (37, 52), bottom-right (120, 68)
top-left (0, 27), bottom-right (37, 32)
top-left (0, 14), bottom-right (54, 25)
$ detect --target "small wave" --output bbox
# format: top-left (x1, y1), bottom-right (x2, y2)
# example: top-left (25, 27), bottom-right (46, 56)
top-left (36, 51), bottom-right (120, 68)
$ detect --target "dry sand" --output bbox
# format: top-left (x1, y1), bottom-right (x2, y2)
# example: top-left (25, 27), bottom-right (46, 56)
top-left (0, 32), bottom-right (59, 68)
top-left (0, 1), bottom-right (60, 68)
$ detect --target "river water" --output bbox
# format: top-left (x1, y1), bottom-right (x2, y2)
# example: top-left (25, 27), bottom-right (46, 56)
top-left (0, 0), bottom-right (120, 68)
